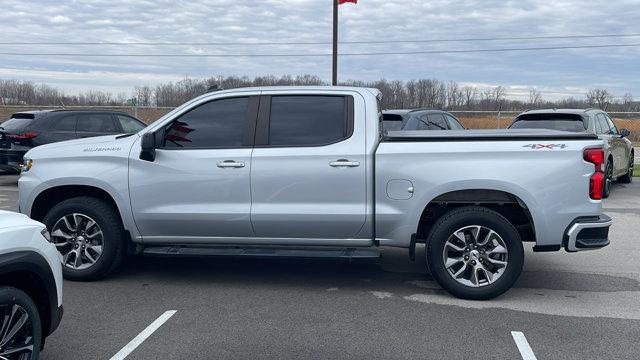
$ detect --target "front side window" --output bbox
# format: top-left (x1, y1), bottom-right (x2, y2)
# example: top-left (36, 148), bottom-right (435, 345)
top-left (163, 97), bottom-right (248, 148)
top-left (77, 114), bottom-right (117, 132)
top-left (604, 114), bottom-right (618, 135)
top-left (117, 115), bottom-right (146, 133)
top-left (268, 96), bottom-right (347, 146)
top-left (445, 114), bottom-right (464, 130)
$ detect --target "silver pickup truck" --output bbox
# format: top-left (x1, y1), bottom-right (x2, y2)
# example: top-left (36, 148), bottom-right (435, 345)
top-left (18, 86), bottom-right (611, 299)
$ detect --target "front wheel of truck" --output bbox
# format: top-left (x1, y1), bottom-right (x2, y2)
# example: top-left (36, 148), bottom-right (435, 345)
top-left (43, 196), bottom-right (126, 281)
top-left (426, 206), bottom-right (524, 300)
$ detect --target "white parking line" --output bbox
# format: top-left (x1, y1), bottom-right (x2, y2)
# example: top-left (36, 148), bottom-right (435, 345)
top-left (511, 331), bottom-right (538, 360)
top-left (109, 310), bottom-right (177, 360)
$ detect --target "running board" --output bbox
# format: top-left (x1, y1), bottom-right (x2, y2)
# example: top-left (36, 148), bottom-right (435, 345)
top-left (142, 245), bottom-right (381, 259)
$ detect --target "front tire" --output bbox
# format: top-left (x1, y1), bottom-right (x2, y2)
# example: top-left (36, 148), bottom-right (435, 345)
top-left (426, 206), bottom-right (524, 300)
top-left (43, 196), bottom-right (125, 281)
top-left (0, 287), bottom-right (42, 360)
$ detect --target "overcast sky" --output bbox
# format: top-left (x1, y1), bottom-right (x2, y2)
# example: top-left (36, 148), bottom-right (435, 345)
top-left (1, 0), bottom-right (639, 100)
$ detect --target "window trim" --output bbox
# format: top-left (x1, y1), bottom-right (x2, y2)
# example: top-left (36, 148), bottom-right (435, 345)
top-left (254, 94), bottom-right (355, 148)
top-left (155, 95), bottom-right (259, 150)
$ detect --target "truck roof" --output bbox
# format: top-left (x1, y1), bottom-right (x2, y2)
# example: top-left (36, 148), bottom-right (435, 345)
top-left (210, 85), bottom-right (380, 95)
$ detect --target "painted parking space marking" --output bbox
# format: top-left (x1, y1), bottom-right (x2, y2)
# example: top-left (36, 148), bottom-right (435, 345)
top-left (109, 310), bottom-right (177, 360)
top-left (511, 331), bottom-right (537, 360)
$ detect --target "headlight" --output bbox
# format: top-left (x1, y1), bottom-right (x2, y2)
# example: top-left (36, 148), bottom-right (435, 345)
top-left (41, 228), bottom-right (51, 242)
top-left (21, 158), bottom-right (33, 172)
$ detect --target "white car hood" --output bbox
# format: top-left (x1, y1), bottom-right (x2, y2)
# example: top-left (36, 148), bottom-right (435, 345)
top-left (0, 210), bottom-right (43, 229)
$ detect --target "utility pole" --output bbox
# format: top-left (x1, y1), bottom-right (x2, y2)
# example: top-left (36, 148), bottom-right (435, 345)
top-left (332, 0), bottom-right (338, 86)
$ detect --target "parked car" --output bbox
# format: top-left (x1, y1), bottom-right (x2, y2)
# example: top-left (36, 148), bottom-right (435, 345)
top-left (19, 87), bottom-right (611, 300)
top-left (0, 210), bottom-right (63, 359)
top-left (508, 109), bottom-right (634, 196)
top-left (0, 110), bottom-right (146, 172)
top-left (382, 109), bottom-right (465, 132)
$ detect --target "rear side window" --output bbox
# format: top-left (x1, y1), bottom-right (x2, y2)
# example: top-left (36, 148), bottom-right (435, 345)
top-left (509, 114), bottom-right (586, 132)
top-left (77, 114), bottom-right (117, 132)
top-left (595, 114), bottom-right (611, 135)
top-left (268, 96), bottom-right (349, 146)
top-left (416, 114), bottom-right (448, 130)
top-left (117, 115), bottom-right (146, 133)
top-left (52, 115), bottom-right (77, 131)
top-left (163, 97), bottom-right (249, 148)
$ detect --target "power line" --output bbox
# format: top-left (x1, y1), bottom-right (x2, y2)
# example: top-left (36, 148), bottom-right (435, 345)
top-left (0, 43), bottom-right (638, 57)
top-left (1, 34), bottom-right (640, 46)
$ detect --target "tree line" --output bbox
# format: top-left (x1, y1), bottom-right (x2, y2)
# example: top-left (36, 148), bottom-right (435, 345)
top-left (0, 76), bottom-right (637, 112)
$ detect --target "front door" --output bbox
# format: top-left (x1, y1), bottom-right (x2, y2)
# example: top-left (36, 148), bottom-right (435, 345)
top-left (129, 95), bottom-right (258, 243)
top-left (250, 93), bottom-right (367, 241)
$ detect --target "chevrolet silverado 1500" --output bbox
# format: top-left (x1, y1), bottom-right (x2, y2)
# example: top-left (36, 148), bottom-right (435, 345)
top-left (17, 86), bottom-right (612, 299)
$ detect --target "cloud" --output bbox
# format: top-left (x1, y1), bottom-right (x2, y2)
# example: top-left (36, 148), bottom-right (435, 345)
top-left (0, 0), bottom-right (637, 100)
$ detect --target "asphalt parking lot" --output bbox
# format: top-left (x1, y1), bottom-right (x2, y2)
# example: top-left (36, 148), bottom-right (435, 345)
top-left (1, 172), bottom-right (639, 359)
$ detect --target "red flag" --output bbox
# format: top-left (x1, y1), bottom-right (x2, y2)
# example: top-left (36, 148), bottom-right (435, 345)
top-left (338, 0), bottom-right (357, 4)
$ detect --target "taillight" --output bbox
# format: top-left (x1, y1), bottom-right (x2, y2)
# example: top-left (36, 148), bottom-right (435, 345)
top-left (583, 147), bottom-right (604, 200)
top-left (8, 132), bottom-right (39, 139)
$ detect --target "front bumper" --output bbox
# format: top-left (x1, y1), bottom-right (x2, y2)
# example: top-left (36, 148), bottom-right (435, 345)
top-left (564, 214), bottom-right (612, 252)
top-left (0, 149), bottom-right (27, 171)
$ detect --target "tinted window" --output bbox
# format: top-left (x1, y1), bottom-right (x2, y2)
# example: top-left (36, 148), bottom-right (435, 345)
top-left (445, 114), bottom-right (464, 130)
top-left (269, 96), bottom-right (347, 146)
top-left (52, 116), bottom-right (77, 131)
top-left (163, 97), bottom-right (248, 148)
top-left (117, 115), bottom-right (146, 133)
top-left (0, 118), bottom-right (32, 131)
top-left (509, 114), bottom-right (586, 132)
top-left (416, 113), bottom-right (448, 130)
top-left (77, 114), bottom-right (117, 133)
top-left (382, 114), bottom-right (405, 131)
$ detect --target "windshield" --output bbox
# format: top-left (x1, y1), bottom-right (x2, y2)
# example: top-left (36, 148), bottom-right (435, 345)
top-left (509, 114), bottom-right (586, 132)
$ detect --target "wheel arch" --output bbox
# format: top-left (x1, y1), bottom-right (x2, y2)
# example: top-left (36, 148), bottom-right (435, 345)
top-left (416, 187), bottom-right (537, 245)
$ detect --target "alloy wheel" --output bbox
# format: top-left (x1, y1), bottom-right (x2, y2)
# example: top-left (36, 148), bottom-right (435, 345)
top-left (51, 213), bottom-right (104, 270)
top-left (442, 225), bottom-right (509, 287)
top-left (0, 303), bottom-right (35, 360)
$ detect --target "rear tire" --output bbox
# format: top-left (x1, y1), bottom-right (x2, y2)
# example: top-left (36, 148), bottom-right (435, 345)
top-left (617, 153), bottom-right (634, 184)
top-left (43, 196), bottom-right (125, 281)
top-left (0, 287), bottom-right (42, 360)
top-left (426, 206), bottom-right (524, 300)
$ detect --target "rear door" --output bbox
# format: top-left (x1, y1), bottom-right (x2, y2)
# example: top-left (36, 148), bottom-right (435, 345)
top-left (76, 113), bottom-right (119, 138)
top-left (595, 113), bottom-right (619, 170)
top-left (603, 114), bottom-right (626, 174)
top-left (47, 115), bottom-right (78, 143)
top-left (250, 92), bottom-right (367, 241)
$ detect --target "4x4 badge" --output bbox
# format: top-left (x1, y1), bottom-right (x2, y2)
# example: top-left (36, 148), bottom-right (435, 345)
top-left (523, 144), bottom-right (567, 149)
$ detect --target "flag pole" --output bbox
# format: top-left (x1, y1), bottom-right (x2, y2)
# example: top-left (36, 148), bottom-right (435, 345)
top-left (332, 0), bottom-right (338, 86)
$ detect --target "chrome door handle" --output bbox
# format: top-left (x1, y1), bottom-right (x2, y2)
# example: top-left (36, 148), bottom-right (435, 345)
top-left (329, 159), bottom-right (360, 167)
top-left (217, 160), bottom-right (245, 168)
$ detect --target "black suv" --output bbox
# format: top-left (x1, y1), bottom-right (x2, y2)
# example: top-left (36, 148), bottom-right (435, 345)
top-left (382, 109), bottom-right (465, 132)
top-left (0, 110), bottom-right (146, 172)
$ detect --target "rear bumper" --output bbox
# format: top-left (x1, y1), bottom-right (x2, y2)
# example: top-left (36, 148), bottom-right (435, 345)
top-left (0, 149), bottom-right (27, 171)
top-left (564, 214), bottom-right (612, 252)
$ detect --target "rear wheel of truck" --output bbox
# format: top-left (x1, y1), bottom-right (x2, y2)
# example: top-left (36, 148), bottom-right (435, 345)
top-left (426, 206), bottom-right (524, 300)
top-left (43, 196), bottom-right (125, 281)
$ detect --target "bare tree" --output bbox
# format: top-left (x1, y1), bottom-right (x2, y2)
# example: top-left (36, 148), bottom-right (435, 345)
top-left (586, 88), bottom-right (612, 109)
top-left (622, 92), bottom-right (634, 112)
top-left (462, 86), bottom-right (478, 110)
top-left (528, 88), bottom-right (542, 107)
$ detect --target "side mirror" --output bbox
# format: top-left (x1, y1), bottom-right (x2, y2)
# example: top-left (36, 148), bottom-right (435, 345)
top-left (140, 132), bottom-right (156, 162)
top-left (620, 128), bottom-right (631, 138)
